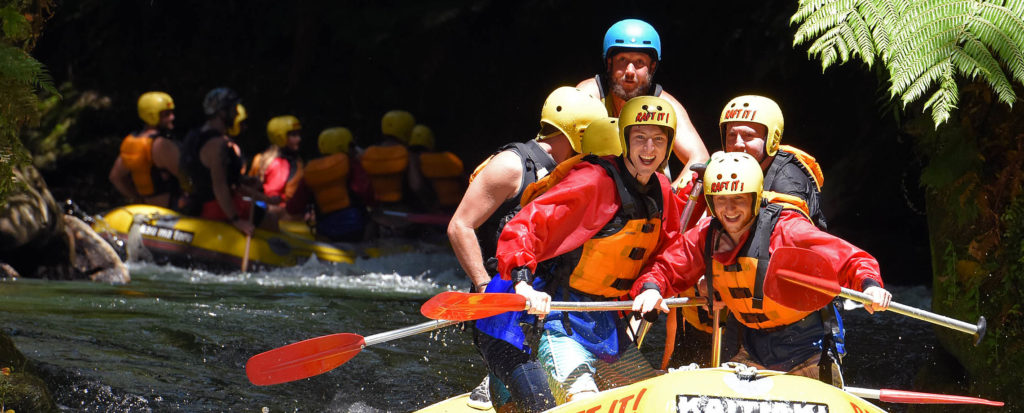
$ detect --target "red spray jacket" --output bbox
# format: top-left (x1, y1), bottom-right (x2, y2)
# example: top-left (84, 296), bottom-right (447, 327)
top-left (630, 210), bottom-right (883, 299)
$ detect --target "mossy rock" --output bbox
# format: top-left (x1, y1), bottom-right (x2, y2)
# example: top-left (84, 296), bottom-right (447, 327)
top-left (0, 334), bottom-right (57, 413)
top-left (0, 372), bottom-right (58, 413)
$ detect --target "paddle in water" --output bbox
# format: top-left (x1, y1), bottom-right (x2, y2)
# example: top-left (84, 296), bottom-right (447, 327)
top-left (845, 386), bottom-right (1003, 406)
top-left (420, 291), bottom-right (707, 321)
top-left (764, 246), bottom-right (987, 345)
top-left (246, 319), bottom-right (460, 385)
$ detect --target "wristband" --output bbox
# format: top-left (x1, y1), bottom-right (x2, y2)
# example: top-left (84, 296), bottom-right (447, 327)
top-left (640, 282), bottom-right (661, 294)
top-left (510, 266), bottom-right (534, 285)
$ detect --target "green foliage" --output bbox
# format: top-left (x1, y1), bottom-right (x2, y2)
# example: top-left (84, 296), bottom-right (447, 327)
top-left (1001, 193), bottom-right (1024, 285)
top-left (0, 1), bottom-right (55, 203)
top-left (792, 0), bottom-right (1024, 126)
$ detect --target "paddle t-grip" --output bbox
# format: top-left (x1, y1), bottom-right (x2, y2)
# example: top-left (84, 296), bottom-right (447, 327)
top-left (689, 162), bottom-right (707, 175)
top-left (974, 316), bottom-right (986, 346)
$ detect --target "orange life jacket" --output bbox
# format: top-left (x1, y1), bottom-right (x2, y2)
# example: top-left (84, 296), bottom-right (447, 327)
top-left (676, 193), bottom-right (813, 333)
top-left (304, 153), bottom-right (351, 213)
top-left (120, 133), bottom-right (157, 196)
top-left (361, 145), bottom-right (409, 203)
top-left (530, 155), bottom-right (667, 298)
top-left (419, 151), bottom-right (465, 207)
top-left (707, 203), bottom-right (815, 329)
top-left (778, 144), bottom-right (823, 189)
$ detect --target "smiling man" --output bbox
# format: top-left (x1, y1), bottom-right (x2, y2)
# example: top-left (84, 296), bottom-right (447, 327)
top-left (576, 19), bottom-right (708, 183)
top-left (480, 96), bottom-right (683, 403)
top-left (720, 95), bottom-right (827, 230)
top-left (629, 151), bottom-right (893, 387)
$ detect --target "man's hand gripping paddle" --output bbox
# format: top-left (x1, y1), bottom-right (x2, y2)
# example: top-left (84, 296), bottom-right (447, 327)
top-left (420, 291), bottom-right (707, 321)
top-left (764, 246), bottom-right (987, 345)
top-left (245, 319), bottom-right (460, 386)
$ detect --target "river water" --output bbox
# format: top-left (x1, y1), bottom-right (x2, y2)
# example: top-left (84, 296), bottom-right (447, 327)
top-left (0, 250), bottom-right (964, 412)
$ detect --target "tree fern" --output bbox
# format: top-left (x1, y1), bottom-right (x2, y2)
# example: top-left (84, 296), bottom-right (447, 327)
top-left (792, 0), bottom-right (1024, 126)
top-left (0, 1), bottom-right (55, 203)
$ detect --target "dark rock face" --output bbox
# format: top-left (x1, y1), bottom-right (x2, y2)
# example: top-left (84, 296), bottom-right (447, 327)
top-left (0, 164), bottom-right (128, 283)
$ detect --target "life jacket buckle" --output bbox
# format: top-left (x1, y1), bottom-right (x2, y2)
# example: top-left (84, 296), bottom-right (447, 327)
top-left (641, 223), bottom-right (655, 233)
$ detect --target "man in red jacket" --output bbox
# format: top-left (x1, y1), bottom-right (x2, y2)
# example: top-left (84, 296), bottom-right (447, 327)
top-left (629, 151), bottom-right (892, 385)
top-left (488, 96), bottom-right (682, 403)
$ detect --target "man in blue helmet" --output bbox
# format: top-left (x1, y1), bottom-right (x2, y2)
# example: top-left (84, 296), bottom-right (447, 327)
top-left (577, 18), bottom-right (709, 184)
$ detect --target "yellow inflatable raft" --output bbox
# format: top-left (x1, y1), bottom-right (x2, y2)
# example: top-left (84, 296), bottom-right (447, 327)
top-left (93, 204), bottom-right (356, 270)
top-left (416, 366), bottom-right (884, 413)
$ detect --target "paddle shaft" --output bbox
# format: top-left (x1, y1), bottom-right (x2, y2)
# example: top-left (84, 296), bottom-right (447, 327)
top-left (661, 165), bottom-right (706, 367)
top-left (542, 296), bottom-right (707, 312)
top-left (241, 199), bottom-right (255, 272)
top-left (364, 319), bottom-right (462, 347)
top-left (837, 285), bottom-right (984, 338)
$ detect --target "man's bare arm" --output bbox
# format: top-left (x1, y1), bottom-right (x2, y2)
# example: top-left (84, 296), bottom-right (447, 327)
top-left (108, 157), bottom-right (139, 201)
top-left (662, 91), bottom-right (710, 184)
top-left (447, 151), bottom-right (523, 289)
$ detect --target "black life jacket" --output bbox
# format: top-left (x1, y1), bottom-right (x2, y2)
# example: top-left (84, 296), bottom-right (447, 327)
top-left (764, 150), bottom-right (827, 230)
top-left (180, 128), bottom-right (243, 215)
top-left (476, 140), bottom-right (557, 271)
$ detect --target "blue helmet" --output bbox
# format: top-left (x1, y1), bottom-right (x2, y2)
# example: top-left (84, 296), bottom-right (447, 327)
top-left (602, 19), bottom-right (661, 61)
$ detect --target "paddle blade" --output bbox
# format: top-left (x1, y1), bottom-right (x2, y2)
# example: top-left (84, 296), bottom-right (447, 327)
top-left (421, 291), bottom-right (526, 321)
top-left (877, 388), bottom-right (1003, 406)
top-left (764, 247), bottom-right (839, 311)
top-left (246, 333), bottom-right (365, 386)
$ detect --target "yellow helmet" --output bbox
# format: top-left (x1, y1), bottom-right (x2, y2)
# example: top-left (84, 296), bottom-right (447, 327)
top-left (719, 95), bottom-right (784, 157)
top-left (581, 117), bottom-right (622, 156)
top-left (703, 151), bottom-right (764, 219)
top-left (409, 124), bottom-right (435, 150)
top-left (536, 86), bottom-right (607, 153)
top-left (226, 103), bottom-right (247, 137)
top-left (318, 127), bottom-right (354, 155)
top-left (267, 115), bottom-right (302, 147)
top-left (381, 110), bottom-right (416, 143)
top-left (617, 96), bottom-right (676, 169)
top-left (137, 91), bottom-right (174, 127)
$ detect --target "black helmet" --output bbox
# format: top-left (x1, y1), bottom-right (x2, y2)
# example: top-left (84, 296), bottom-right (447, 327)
top-left (203, 87), bottom-right (240, 116)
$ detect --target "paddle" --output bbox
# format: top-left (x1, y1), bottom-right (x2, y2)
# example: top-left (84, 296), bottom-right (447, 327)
top-left (240, 198), bottom-right (255, 272)
top-left (764, 246), bottom-right (987, 345)
top-left (420, 291), bottom-right (707, 321)
top-left (657, 162), bottom-right (707, 360)
top-left (845, 386), bottom-right (1003, 406)
top-left (381, 210), bottom-right (452, 226)
top-left (246, 319), bottom-right (460, 386)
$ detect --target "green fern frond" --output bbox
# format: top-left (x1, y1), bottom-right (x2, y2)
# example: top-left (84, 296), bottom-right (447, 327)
top-left (900, 58), bottom-right (953, 103)
top-left (794, 4), bottom-right (852, 44)
top-left (956, 33), bottom-right (1016, 104)
top-left (848, 7), bottom-right (878, 65)
top-left (793, 0), bottom-right (834, 24)
top-left (889, 25), bottom-right (959, 93)
top-left (795, 0), bottom-right (1024, 126)
top-left (973, 4), bottom-right (1024, 82)
top-left (921, 63), bottom-right (960, 125)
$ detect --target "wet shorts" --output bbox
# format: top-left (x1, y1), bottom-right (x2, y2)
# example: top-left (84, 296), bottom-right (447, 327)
top-left (537, 328), bottom-right (659, 403)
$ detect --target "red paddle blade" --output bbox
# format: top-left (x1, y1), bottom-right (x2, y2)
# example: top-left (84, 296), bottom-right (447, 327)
top-left (878, 388), bottom-right (1003, 406)
top-left (420, 291), bottom-right (526, 321)
top-left (764, 247), bottom-right (839, 311)
top-left (246, 333), bottom-right (365, 386)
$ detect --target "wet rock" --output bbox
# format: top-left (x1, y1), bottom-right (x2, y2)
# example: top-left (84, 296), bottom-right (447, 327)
top-left (63, 215), bottom-right (129, 284)
top-left (0, 263), bottom-right (18, 279)
top-left (0, 164), bottom-right (127, 283)
top-left (0, 333), bottom-right (58, 413)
